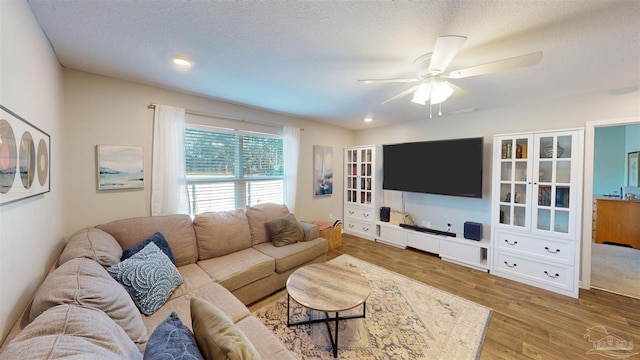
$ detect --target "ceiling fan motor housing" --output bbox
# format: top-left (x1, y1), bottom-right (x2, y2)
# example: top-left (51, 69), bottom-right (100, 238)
top-left (414, 53), bottom-right (433, 78)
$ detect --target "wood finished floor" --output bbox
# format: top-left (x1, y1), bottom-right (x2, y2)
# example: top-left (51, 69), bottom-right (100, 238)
top-left (328, 234), bottom-right (640, 360)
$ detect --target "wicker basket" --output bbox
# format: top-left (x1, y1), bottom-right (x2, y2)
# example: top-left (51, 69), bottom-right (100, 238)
top-left (320, 225), bottom-right (343, 250)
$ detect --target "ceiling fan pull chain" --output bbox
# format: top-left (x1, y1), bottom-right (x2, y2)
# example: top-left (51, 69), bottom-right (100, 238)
top-left (439, 103), bottom-right (442, 116)
top-left (429, 103), bottom-right (433, 118)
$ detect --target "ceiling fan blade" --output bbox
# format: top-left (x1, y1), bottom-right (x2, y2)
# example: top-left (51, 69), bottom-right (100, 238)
top-left (427, 35), bottom-right (467, 75)
top-left (358, 78), bottom-right (419, 84)
top-left (381, 85), bottom-right (420, 104)
top-left (448, 51), bottom-right (543, 79)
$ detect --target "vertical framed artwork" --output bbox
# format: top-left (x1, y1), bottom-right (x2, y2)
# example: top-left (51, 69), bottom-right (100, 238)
top-left (0, 104), bottom-right (50, 205)
top-left (628, 151), bottom-right (639, 187)
top-left (313, 145), bottom-right (333, 197)
top-left (97, 145), bottom-right (144, 190)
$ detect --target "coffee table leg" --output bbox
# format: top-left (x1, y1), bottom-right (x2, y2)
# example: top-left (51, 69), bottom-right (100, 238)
top-left (334, 312), bottom-right (339, 358)
top-left (287, 293), bottom-right (291, 326)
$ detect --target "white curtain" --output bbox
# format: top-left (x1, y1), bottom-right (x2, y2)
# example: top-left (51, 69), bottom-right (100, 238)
top-left (151, 104), bottom-right (190, 215)
top-left (283, 126), bottom-right (300, 213)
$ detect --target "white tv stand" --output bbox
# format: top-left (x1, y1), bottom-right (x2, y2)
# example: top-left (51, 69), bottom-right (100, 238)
top-left (375, 222), bottom-right (491, 272)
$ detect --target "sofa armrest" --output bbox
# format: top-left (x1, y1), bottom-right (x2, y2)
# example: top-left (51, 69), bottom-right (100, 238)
top-left (298, 222), bottom-right (319, 241)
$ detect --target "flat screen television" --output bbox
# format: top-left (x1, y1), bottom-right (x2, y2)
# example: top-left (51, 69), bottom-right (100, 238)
top-left (382, 137), bottom-right (483, 198)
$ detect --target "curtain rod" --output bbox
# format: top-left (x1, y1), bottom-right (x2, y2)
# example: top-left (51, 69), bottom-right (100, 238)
top-left (147, 102), bottom-right (303, 131)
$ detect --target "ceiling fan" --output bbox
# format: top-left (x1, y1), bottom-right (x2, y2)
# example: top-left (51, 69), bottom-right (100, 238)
top-left (358, 35), bottom-right (543, 116)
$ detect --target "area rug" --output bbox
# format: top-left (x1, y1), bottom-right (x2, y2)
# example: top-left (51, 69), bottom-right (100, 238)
top-left (249, 255), bottom-right (492, 359)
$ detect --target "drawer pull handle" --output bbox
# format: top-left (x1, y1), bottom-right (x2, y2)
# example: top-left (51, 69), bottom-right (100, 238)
top-left (363, 227), bottom-right (369, 232)
top-left (349, 211), bottom-right (355, 215)
top-left (504, 261), bottom-right (517, 268)
top-left (544, 271), bottom-right (560, 278)
top-left (349, 224), bottom-right (355, 228)
top-left (545, 247), bottom-right (560, 254)
top-left (363, 213), bottom-right (369, 217)
top-left (504, 239), bottom-right (518, 246)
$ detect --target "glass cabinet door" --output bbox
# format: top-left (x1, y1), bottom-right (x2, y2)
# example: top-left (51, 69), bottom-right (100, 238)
top-left (497, 136), bottom-right (532, 228)
top-left (345, 147), bottom-right (374, 206)
top-left (532, 133), bottom-right (575, 236)
top-left (359, 148), bottom-right (373, 205)
top-left (345, 149), bottom-right (358, 204)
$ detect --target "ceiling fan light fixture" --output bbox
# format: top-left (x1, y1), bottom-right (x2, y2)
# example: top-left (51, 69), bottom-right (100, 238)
top-left (430, 81), bottom-right (454, 105)
top-left (411, 83), bottom-right (431, 105)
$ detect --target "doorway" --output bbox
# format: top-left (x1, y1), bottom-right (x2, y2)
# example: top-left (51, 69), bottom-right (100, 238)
top-left (582, 117), bottom-right (640, 299)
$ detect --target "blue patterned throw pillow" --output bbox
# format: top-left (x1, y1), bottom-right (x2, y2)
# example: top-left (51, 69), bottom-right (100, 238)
top-left (144, 311), bottom-right (204, 360)
top-left (108, 242), bottom-right (183, 316)
top-left (122, 232), bottom-right (177, 265)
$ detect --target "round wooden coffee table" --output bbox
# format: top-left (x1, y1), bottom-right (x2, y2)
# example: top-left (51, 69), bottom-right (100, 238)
top-left (286, 262), bottom-right (371, 358)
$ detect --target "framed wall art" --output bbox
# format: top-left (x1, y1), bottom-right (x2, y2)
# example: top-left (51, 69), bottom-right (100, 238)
top-left (313, 145), bottom-right (333, 197)
top-left (0, 104), bottom-right (50, 205)
top-left (96, 145), bottom-right (144, 190)
top-left (628, 151), bottom-right (639, 187)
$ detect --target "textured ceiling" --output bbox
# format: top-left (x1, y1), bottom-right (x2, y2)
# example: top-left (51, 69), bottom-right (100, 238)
top-left (27, 0), bottom-right (640, 130)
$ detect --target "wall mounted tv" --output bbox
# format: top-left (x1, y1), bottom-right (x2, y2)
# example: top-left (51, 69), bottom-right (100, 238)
top-left (382, 137), bottom-right (483, 198)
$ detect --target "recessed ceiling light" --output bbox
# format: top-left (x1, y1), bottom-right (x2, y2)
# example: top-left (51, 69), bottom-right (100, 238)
top-left (364, 117), bottom-right (373, 123)
top-left (171, 55), bottom-right (192, 67)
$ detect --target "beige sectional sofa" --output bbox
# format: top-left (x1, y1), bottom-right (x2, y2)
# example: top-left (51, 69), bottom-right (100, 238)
top-left (0, 203), bottom-right (328, 359)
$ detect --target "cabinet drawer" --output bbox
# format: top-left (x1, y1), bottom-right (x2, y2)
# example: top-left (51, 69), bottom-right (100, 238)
top-left (496, 231), bottom-right (574, 265)
top-left (440, 240), bottom-right (482, 264)
top-left (378, 225), bottom-right (408, 246)
top-left (495, 252), bottom-right (574, 291)
top-left (407, 233), bottom-right (439, 254)
top-left (344, 219), bottom-right (374, 237)
top-left (345, 206), bottom-right (373, 221)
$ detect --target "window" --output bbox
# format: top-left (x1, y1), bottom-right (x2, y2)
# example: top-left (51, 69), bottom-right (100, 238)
top-left (184, 127), bottom-right (284, 214)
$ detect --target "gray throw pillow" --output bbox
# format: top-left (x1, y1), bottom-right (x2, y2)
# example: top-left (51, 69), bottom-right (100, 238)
top-left (264, 213), bottom-right (304, 247)
top-left (144, 311), bottom-right (204, 360)
top-left (108, 242), bottom-right (184, 316)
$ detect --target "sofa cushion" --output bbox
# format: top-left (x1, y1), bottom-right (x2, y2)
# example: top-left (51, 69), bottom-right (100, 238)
top-left (169, 263), bottom-right (214, 301)
top-left (197, 248), bottom-right (274, 292)
top-left (190, 297), bottom-right (262, 360)
top-left (29, 257), bottom-right (148, 349)
top-left (123, 231), bottom-right (176, 265)
top-left (108, 242), bottom-right (184, 316)
top-left (57, 227), bottom-right (122, 267)
top-left (97, 214), bottom-right (197, 267)
top-left (141, 283), bottom-right (251, 336)
top-left (264, 213), bottom-right (304, 247)
top-left (245, 203), bottom-right (289, 245)
top-left (253, 237), bottom-right (329, 273)
top-left (0, 304), bottom-right (142, 360)
top-left (144, 311), bottom-right (204, 360)
top-left (194, 209), bottom-right (253, 260)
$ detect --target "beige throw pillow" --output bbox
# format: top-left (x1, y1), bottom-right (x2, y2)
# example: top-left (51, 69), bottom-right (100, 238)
top-left (190, 297), bottom-right (261, 360)
top-left (264, 213), bottom-right (304, 247)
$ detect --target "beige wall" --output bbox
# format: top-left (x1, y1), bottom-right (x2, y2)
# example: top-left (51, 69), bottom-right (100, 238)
top-left (62, 69), bottom-right (354, 234)
top-left (0, 0), bottom-right (65, 341)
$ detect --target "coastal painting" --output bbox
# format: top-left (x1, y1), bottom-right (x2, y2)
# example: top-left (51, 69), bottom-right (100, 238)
top-left (313, 145), bottom-right (333, 197)
top-left (97, 145), bottom-right (144, 190)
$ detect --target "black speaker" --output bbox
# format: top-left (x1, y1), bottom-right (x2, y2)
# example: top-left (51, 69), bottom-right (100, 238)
top-left (464, 222), bottom-right (482, 241)
top-left (380, 207), bottom-right (390, 222)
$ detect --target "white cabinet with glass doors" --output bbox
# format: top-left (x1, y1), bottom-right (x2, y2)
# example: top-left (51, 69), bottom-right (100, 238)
top-left (344, 146), bottom-right (379, 240)
top-left (491, 129), bottom-right (584, 298)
